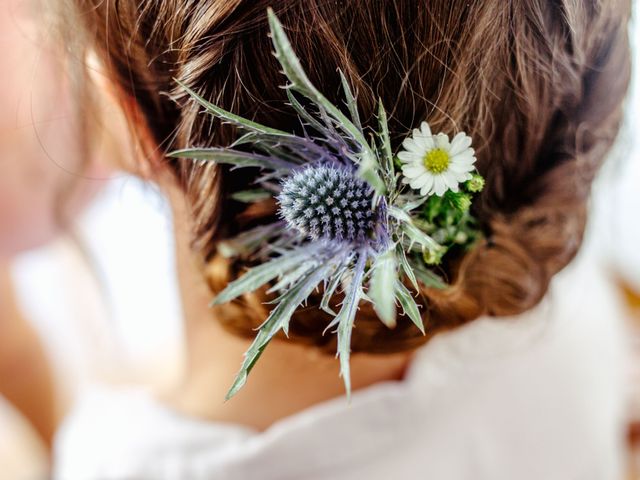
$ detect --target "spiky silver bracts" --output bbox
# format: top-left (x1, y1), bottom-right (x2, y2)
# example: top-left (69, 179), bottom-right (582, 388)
top-left (170, 9), bottom-right (484, 400)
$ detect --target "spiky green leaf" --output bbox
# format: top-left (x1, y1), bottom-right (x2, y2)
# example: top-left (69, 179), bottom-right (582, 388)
top-left (368, 247), bottom-right (398, 328)
top-left (231, 189), bottom-right (273, 203)
top-left (216, 223), bottom-right (282, 259)
top-left (401, 222), bottom-right (445, 258)
top-left (286, 89), bottom-right (330, 134)
top-left (409, 260), bottom-right (448, 290)
top-left (395, 281), bottom-right (425, 334)
top-left (176, 79), bottom-right (291, 136)
top-left (267, 9), bottom-right (384, 193)
top-left (396, 245), bottom-right (420, 292)
top-left (333, 253), bottom-right (367, 400)
top-left (168, 148), bottom-right (295, 171)
top-left (358, 160), bottom-right (386, 194)
top-left (388, 206), bottom-right (446, 261)
top-left (212, 244), bottom-right (323, 305)
top-left (267, 263), bottom-right (316, 294)
top-left (395, 282), bottom-right (424, 335)
top-left (339, 70), bottom-right (362, 132)
top-left (377, 98), bottom-right (395, 185)
top-left (400, 195), bottom-right (430, 213)
top-left (226, 260), bottom-right (338, 400)
top-left (320, 259), bottom-right (352, 315)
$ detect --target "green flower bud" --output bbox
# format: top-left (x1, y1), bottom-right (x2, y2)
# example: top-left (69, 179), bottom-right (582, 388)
top-left (466, 174), bottom-right (485, 193)
top-left (454, 194), bottom-right (472, 212)
top-left (454, 231), bottom-right (469, 244)
top-left (423, 245), bottom-right (446, 265)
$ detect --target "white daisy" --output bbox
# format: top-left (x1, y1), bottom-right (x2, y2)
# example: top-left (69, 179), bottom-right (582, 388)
top-left (398, 121), bottom-right (476, 197)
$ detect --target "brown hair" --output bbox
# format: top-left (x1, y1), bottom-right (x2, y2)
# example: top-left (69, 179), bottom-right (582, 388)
top-left (68, 0), bottom-right (630, 353)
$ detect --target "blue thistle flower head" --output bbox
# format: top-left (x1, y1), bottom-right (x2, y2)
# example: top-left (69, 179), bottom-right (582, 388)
top-left (278, 165), bottom-right (379, 245)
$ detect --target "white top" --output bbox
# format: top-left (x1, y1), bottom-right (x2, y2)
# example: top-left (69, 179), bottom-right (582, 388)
top-left (11, 176), bottom-right (184, 397)
top-left (53, 245), bottom-right (628, 480)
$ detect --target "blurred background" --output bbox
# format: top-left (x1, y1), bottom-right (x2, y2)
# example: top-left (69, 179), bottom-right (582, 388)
top-left (0, 0), bottom-right (639, 478)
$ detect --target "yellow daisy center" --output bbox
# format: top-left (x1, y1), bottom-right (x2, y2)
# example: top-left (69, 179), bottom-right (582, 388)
top-left (423, 148), bottom-right (450, 174)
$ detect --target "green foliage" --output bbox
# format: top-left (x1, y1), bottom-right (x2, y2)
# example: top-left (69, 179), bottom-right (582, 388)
top-left (417, 178), bottom-right (485, 254)
top-left (334, 253), bottom-right (367, 400)
top-left (409, 259), bottom-right (448, 290)
top-left (174, 79), bottom-right (290, 137)
top-left (339, 70), bottom-right (363, 132)
top-left (369, 247), bottom-right (398, 328)
top-left (395, 282), bottom-right (425, 334)
top-left (216, 224), bottom-right (283, 258)
top-left (376, 99), bottom-right (397, 193)
top-left (212, 244), bottom-right (323, 306)
top-left (230, 189), bottom-right (272, 203)
top-left (320, 261), bottom-right (352, 316)
top-left (168, 148), bottom-right (295, 171)
top-left (226, 259), bottom-right (340, 400)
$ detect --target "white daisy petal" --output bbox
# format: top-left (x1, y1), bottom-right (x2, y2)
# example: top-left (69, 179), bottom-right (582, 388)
top-left (420, 185), bottom-right (434, 197)
top-left (435, 133), bottom-right (450, 150)
top-left (451, 150), bottom-right (475, 163)
top-left (449, 133), bottom-right (472, 156)
top-left (448, 162), bottom-right (475, 173)
top-left (443, 173), bottom-right (460, 192)
top-left (419, 176), bottom-right (434, 196)
top-left (450, 159), bottom-right (475, 170)
top-left (409, 172), bottom-right (432, 190)
top-left (402, 165), bottom-right (426, 177)
top-left (451, 160), bottom-right (475, 170)
top-left (398, 151), bottom-right (421, 163)
top-left (450, 162), bottom-right (474, 172)
top-left (434, 176), bottom-right (447, 196)
top-left (456, 176), bottom-right (472, 186)
top-left (401, 138), bottom-right (424, 154)
top-left (450, 131), bottom-right (466, 146)
top-left (420, 122), bottom-right (433, 138)
top-left (415, 135), bottom-right (435, 151)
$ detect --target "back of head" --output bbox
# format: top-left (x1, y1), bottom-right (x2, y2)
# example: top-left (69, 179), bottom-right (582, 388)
top-left (68, 0), bottom-right (631, 352)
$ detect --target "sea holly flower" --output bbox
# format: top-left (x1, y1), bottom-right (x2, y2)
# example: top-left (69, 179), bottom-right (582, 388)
top-left (278, 164), bottom-right (383, 246)
top-left (398, 121), bottom-right (476, 197)
top-left (169, 8), bottom-right (484, 401)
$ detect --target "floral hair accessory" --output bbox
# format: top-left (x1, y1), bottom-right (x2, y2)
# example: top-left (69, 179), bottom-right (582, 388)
top-left (170, 9), bottom-right (484, 400)
top-left (399, 123), bottom-right (476, 197)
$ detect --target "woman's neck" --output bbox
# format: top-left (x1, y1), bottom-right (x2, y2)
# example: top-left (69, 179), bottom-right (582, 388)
top-left (163, 179), bottom-right (412, 431)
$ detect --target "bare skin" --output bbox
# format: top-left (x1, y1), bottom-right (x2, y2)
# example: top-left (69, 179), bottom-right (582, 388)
top-left (161, 177), bottom-right (414, 431)
top-left (0, 0), bottom-right (107, 255)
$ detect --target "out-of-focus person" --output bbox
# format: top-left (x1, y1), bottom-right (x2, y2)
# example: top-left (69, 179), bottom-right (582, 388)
top-left (0, 2), bottom-right (184, 477)
top-left (0, 0), bottom-right (108, 475)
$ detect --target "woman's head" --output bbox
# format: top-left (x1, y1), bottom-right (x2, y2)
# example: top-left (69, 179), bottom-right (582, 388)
top-left (0, 0), bottom-right (108, 258)
top-left (68, 0), bottom-right (631, 352)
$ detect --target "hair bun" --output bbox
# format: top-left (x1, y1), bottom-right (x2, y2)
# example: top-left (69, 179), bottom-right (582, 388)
top-left (74, 0), bottom-right (631, 354)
